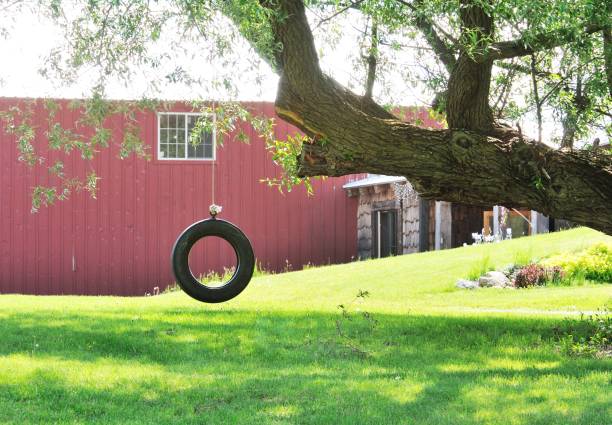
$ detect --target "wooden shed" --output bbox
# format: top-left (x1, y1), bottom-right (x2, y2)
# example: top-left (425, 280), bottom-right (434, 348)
top-left (344, 174), bottom-right (553, 259)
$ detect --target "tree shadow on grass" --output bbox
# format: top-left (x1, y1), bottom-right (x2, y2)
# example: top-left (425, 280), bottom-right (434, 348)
top-left (0, 310), bottom-right (610, 424)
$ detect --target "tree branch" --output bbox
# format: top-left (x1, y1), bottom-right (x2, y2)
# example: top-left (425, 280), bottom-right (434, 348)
top-left (260, 0), bottom-right (612, 234)
top-left (313, 0), bottom-right (366, 30)
top-left (495, 61), bottom-right (556, 78)
top-left (492, 62), bottom-right (516, 117)
top-left (485, 24), bottom-right (605, 61)
top-left (530, 55), bottom-right (543, 143)
top-left (394, 0), bottom-right (457, 72)
top-left (364, 19), bottom-right (378, 98)
top-left (394, 0), bottom-right (458, 45)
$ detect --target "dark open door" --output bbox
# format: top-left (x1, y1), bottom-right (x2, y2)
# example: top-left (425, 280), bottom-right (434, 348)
top-left (372, 209), bottom-right (398, 258)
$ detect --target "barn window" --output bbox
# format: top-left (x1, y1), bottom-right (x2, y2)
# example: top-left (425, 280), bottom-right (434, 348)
top-left (158, 113), bottom-right (215, 160)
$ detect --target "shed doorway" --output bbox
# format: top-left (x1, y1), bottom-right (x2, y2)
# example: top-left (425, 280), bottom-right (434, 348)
top-left (372, 209), bottom-right (398, 258)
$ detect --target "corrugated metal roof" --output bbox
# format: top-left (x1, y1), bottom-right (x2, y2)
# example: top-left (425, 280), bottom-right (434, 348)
top-left (342, 174), bottom-right (406, 190)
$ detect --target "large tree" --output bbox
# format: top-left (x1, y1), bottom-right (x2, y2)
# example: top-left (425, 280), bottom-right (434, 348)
top-left (2, 0), bottom-right (612, 233)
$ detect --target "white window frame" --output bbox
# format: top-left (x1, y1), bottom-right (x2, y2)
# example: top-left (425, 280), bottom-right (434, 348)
top-left (157, 112), bottom-right (216, 161)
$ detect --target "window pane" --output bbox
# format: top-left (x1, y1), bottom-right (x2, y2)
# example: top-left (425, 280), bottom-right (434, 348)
top-left (204, 144), bottom-right (213, 159)
top-left (176, 128), bottom-right (185, 145)
top-left (203, 131), bottom-right (213, 146)
top-left (168, 114), bottom-right (175, 128)
top-left (176, 143), bottom-right (185, 159)
top-left (160, 114), bottom-right (168, 128)
top-left (187, 129), bottom-right (200, 146)
top-left (160, 129), bottom-right (168, 143)
top-left (160, 144), bottom-right (168, 158)
top-left (187, 143), bottom-right (204, 158)
top-left (176, 115), bottom-right (185, 129)
top-left (168, 144), bottom-right (176, 158)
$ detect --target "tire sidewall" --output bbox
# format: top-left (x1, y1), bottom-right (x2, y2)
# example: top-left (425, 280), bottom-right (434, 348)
top-left (171, 219), bottom-right (255, 303)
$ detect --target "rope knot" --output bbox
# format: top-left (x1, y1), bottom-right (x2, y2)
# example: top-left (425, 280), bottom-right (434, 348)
top-left (209, 204), bottom-right (222, 218)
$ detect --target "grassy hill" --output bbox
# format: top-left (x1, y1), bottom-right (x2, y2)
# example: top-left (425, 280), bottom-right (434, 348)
top-left (0, 228), bottom-right (610, 424)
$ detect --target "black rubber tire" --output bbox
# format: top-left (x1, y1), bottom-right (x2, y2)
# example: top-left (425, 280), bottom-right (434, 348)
top-left (171, 218), bottom-right (255, 303)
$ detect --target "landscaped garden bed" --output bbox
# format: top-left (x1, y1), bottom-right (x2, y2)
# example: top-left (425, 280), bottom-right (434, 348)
top-left (457, 242), bottom-right (612, 290)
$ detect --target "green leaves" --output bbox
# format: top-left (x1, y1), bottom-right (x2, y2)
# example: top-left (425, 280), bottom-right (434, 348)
top-left (0, 105), bottom-right (40, 166)
top-left (119, 123), bottom-right (150, 160)
top-left (261, 133), bottom-right (313, 194)
top-left (30, 170), bottom-right (100, 213)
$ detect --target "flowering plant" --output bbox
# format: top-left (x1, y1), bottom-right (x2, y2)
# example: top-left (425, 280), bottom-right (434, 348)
top-left (514, 264), bottom-right (547, 288)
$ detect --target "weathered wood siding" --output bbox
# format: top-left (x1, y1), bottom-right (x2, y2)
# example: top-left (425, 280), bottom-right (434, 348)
top-left (356, 185), bottom-right (398, 259)
top-left (401, 195), bottom-right (421, 254)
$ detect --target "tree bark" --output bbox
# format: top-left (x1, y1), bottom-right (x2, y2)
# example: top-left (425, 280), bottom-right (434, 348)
top-left (261, 0), bottom-right (612, 235)
top-left (446, 1), bottom-right (494, 131)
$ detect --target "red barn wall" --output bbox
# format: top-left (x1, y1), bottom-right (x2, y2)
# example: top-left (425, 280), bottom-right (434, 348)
top-left (0, 98), bottom-right (360, 295)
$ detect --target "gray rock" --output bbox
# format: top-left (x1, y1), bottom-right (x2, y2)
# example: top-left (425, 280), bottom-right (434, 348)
top-left (456, 279), bottom-right (479, 289)
top-left (478, 271), bottom-right (511, 288)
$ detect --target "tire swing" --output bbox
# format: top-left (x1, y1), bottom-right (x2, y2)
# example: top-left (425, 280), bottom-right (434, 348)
top-left (171, 160), bottom-right (255, 303)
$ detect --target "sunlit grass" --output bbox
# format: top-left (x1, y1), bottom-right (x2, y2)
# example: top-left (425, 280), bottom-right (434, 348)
top-left (0, 228), bottom-right (610, 424)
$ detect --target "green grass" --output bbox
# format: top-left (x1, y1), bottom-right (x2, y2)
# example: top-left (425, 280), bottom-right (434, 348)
top-left (1, 228), bottom-right (610, 424)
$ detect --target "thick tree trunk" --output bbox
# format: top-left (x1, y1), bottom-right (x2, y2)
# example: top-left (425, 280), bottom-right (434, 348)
top-left (262, 0), bottom-right (612, 235)
top-left (446, 1), bottom-right (494, 131)
top-left (446, 56), bottom-right (494, 130)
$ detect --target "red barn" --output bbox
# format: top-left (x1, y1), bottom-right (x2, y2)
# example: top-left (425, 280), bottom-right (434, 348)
top-left (0, 98), bottom-right (361, 296)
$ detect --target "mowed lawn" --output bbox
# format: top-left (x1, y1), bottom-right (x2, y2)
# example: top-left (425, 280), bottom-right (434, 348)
top-left (0, 228), bottom-right (610, 425)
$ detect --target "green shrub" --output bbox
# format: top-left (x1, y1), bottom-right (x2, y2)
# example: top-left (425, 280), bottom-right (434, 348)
top-left (467, 254), bottom-right (493, 280)
top-left (541, 243), bottom-right (612, 282)
top-left (513, 246), bottom-right (534, 266)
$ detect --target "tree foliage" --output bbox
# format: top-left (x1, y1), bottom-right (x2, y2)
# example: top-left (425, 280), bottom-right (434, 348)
top-left (0, 0), bottom-right (611, 232)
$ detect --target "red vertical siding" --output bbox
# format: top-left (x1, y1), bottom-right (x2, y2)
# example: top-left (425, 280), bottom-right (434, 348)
top-left (0, 98), bottom-right (360, 295)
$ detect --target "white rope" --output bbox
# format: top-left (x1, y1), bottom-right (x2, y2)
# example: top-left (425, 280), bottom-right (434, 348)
top-left (209, 101), bottom-right (222, 217)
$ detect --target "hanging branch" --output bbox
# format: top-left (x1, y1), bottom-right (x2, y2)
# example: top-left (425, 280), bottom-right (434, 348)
top-left (313, 0), bottom-right (366, 30)
top-left (394, 0), bottom-right (457, 72)
top-left (364, 19), bottom-right (378, 99)
top-left (483, 24), bottom-right (605, 61)
top-left (560, 73), bottom-right (586, 150)
top-left (530, 54), bottom-right (543, 143)
top-left (492, 61), bottom-right (517, 118)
